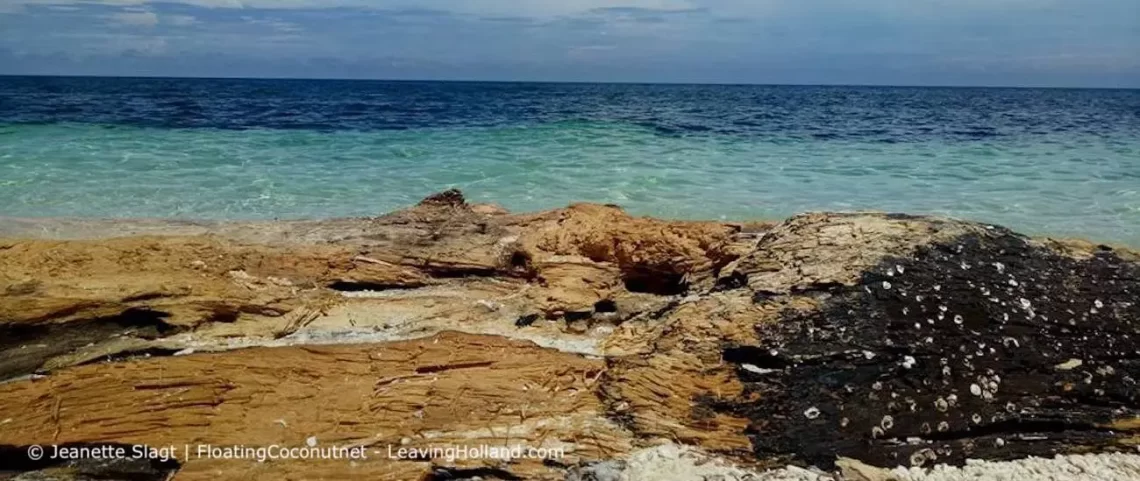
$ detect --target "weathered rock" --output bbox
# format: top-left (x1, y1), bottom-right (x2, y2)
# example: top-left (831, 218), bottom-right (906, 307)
top-left (717, 214), bottom-right (1140, 467)
top-left (1, 193), bottom-right (1138, 481)
top-left (0, 332), bottom-right (628, 480)
top-left (419, 188), bottom-right (467, 207)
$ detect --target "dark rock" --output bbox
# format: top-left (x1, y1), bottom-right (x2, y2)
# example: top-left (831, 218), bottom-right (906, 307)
top-left (0, 309), bottom-right (178, 382)
top-left (424, 466), bottom-right (522, 480)
top-left (514, 313), bottom-right (540, 328)
top-left (718, 230), bottom-right (1140, 468)
top-left (0, 443), bottom-right (180, 481)
top-left (418, 189), bottom-right (466, 207)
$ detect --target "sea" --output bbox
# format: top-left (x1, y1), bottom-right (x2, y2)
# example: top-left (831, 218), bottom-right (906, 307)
top-left (1, 76), bottom-right (1138, 245)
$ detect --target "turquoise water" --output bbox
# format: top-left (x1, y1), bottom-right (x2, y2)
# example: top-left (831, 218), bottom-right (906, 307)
top-left (1, 77), bottom-right (1138, 245)
top-left (2, 121), bottom-right (1138, 245)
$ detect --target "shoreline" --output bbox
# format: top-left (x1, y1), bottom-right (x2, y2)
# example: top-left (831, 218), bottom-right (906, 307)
top-left (1, 190), bottom-right (1139, 481)
top-left (1, 209), bottom-right (1134, 253)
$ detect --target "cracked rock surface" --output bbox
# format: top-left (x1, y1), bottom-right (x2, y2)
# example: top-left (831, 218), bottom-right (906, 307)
top-left (1, 190), bottom-right (1139, 480)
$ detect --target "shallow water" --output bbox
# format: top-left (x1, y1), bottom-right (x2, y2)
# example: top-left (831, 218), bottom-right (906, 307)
top-left (1, 77), bottom-right (1138, 245)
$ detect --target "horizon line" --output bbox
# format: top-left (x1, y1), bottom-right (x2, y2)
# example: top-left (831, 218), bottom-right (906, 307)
top-left (1, 73), bottom-right (1136, 91)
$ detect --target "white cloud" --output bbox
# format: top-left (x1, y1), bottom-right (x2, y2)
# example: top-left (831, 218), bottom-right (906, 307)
top-left (241, 15), bottom-right (303, 32)
top-left (0, 0), bottom-right (1087, 18)
top-left (101, 10), bottom-right (199, 28)
top-left (124, 35), bottom-right (167, 54)
top-left (165, 14), bottom-right (198, 25)
top-left (0, 0), bottom-right (699, 17)
top-left (52, 31), bottom-right (170, 55)
top-left (109, 10), bottom-right (158, 26)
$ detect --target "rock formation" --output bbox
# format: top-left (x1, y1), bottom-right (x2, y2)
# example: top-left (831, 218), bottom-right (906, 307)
top-left (1, 191), bottom-right (1138, 480)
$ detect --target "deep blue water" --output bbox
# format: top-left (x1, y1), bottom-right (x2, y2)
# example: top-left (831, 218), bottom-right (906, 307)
top-left (4, 76), bottom-right (1138, 138)
top-left (1, 76), bottom-right (1138, 244)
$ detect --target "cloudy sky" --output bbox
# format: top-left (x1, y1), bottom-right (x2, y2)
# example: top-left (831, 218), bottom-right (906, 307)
top-left (0, 0), bottom-right (1137, 87)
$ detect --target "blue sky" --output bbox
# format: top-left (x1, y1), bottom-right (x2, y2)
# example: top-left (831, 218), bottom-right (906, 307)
top-left (0, 0), bottom-right (1137, 87)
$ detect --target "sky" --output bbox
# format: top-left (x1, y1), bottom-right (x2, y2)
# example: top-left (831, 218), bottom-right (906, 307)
top-left (0, 0), bottom-right (1137, 87)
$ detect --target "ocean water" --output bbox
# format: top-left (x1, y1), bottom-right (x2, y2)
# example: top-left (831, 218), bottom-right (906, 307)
top-left (1, 76), bottom-right (1138, 245)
